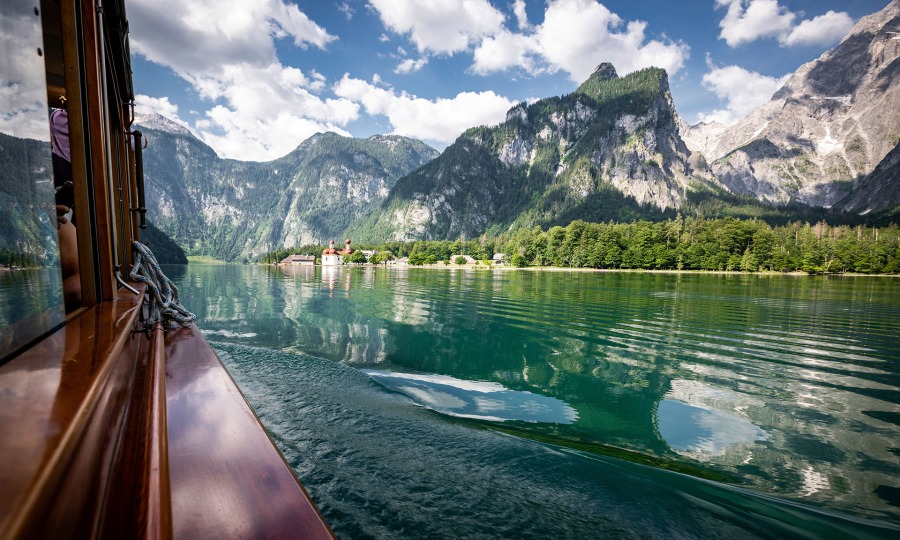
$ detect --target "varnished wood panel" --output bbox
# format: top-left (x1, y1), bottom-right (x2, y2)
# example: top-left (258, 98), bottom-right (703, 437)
top-left (77, 0), bottom-right (115, 300)
top-left (146, 324), bottom-right (173, 539)
top-left (99, 323), bottom-right (172, 539)
top-left (165, 326), bottom-right (333, 540)
top-left (0, 292), bottom-right (332, 538)
top-left (0, 286), bottom-right (144, 538)
top-left (58, 0), bottom-right (98, 306)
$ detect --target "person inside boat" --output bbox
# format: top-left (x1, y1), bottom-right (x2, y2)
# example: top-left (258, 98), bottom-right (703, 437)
top-left (50, 95), bottom-right (81, 311)
top-left (50, 95), bottom-right (74, 213)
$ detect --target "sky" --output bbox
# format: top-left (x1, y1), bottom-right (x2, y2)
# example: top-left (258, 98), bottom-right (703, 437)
top-left (128, 0), bottom-right (891, 162)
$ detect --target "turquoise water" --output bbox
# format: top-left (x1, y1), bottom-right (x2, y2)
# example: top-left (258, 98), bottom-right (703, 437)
top-left (167, 265), bottom-right (900, 538)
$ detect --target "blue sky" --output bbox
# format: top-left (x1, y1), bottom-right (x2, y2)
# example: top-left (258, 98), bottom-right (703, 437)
top-left (127, 0), bottom-right (891, 161)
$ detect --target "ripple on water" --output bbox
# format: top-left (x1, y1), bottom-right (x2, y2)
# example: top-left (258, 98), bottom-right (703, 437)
top-left (174, 266), bottom-right (900, 531)
top-left (215, 343), bottom-right (899, 540)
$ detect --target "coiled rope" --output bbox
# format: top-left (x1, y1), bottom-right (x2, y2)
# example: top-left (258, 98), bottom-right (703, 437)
top-left (130, 241), bottom-right (195, 330)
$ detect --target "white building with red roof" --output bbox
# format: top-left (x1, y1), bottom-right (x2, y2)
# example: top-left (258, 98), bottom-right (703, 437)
top-left (322, 239), bottom-right (353, 266)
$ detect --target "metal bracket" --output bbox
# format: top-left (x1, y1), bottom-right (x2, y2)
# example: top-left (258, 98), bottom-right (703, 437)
top-left (116, 270), bottom-right (140, 295)
top-left (132, 298), bottom-right (153, 339)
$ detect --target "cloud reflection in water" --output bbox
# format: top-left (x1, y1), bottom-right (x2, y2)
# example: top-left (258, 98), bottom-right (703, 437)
top-left (658, 399), bottom-right (768, 458)
top-left (362, 369), bottom-right (578, 424)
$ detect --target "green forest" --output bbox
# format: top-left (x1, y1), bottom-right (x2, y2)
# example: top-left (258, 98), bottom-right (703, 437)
top-left (262, 216), bottom-right (900, 274)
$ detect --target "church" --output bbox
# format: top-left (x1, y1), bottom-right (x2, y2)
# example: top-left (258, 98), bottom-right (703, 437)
top-left (322, 239), bottom-right (353, 266)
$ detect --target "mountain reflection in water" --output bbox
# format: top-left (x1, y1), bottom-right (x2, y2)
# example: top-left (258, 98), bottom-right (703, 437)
top-left (362, 369), bottom-right (578, 423)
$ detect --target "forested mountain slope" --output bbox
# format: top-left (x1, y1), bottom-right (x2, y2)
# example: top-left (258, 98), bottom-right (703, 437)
top-left (350, 64), bottom-right (720, 242)
top-left (136, 114), bottom-right (437, 261)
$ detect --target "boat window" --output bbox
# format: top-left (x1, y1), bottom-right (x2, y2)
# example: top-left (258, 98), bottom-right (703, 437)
top-left (0, 0), bottom-right (66, 363)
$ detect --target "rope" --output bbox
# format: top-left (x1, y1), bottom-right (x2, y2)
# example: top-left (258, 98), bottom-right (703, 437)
top-left (130, 241), bottom-right (195, 331)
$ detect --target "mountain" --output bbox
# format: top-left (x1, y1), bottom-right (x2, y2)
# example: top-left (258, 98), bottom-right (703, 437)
top-left (136, 114), bottom-right (438, 261)
top-left (682, 0), bottom-right (900, 212)
top-left (835, 140), bottom-right (900, 217)
top-left (350, 64), bottom-right (720, 242)
top-left (135, 2), bottom-right (898, 253)
top-left (0, 130), bottom-right (186, 266)
top-left (0, 132), bottom-right (59, 266)
top-left (141, 221), bottom-right (188, 264)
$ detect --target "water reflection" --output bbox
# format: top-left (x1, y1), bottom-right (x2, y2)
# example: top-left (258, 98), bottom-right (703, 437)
top-left (657, 379), bottom-right (768, 460)
top-left (321, 265), bottom-right (350, 297)
top-left (0, 3), bottom-right (65, 361)
top-left (363, 369), bottom-right (578, 423)
top-left (202, 329), bottom-right (257, 339)
top-left (167, 266), bottom-right (900, 522)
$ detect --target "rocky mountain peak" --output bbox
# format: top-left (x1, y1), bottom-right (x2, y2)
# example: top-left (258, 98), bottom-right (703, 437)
top-left (351, 63), bottom-right (717, 242)
top-left (682, 0), bottom-right (900, 209)
top-left (774, 0), bottom-right (899, 101)
top-left (591, 62), bottom-right (619, 81)
top-left (575, 62), bottom-right (623, 99)
top-left (133, 113), bottom-right (194, 137)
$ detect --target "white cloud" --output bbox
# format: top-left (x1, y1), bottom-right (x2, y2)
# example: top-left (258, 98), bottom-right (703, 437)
top-left (0, 7), bottom-right (50, 140)
top-left (334, 74), bottom-right (515, 145)
top-left (716, 0), bottom-right (794, 47)
top-left (338, 2), bottom-right (354, 20)
top-left (512, 0), bottom-right (531, 31)
top-left (395, 57), bottom-right (429, 74)
top-left (197, 106), bottom-right (354, 162)
top-left (134, 95), bottom-right (187, 124)
top-left (192, 62), bottom-right (359, 160)
top-left (368, 0), bottom-right (505, 55)
top-left (128, 0), bottom-right (360, 161)
top-left (130, 0), bottom-right (334, 79)
top-left (471, 0), bottom-right (688, 82)
top-left (716, 0), bottom-right (852, 48)
top-left (698, 60), bottom-right (789, 124)
top-left (472, 30), bottom-right (536, 75)
top-left (369, 1), bottom-right (688, 82)
top-left (780, 11), bottom-right (854, 47)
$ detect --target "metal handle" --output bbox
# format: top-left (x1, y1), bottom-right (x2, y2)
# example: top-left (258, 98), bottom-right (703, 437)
top-left (132, 130), bottom-right (147, 229)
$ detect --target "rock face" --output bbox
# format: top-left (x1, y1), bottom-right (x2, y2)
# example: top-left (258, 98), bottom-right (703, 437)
top-left (682, 0), bottom-right (900, 208)
top-left (354, 64), bottom-right (717, 241)
top-left (835, 141), bottom-right (900, 216)
top-left (136, 114), bottom-right (437, 261)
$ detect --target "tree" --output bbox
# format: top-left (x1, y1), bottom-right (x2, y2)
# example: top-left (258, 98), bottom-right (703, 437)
top-left (346, 250), bottom-right (367, 264)
top-left (739, 247), bottom-right (758, 272)
top-left (455, 256), bottom-right (468, 265)
top-left (372, 250), bottom-right (394, 265)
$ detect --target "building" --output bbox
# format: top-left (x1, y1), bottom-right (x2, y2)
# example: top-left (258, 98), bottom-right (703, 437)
top-left (322, 239), bottom-right (353, 266)
top-left (279, 254), bottom-right (315, 266)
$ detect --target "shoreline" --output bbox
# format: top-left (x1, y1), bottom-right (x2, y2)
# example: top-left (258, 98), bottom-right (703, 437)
top-left (268, 262), bottom-right (898, 277)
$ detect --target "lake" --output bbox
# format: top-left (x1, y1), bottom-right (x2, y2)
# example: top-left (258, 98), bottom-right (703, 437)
top-left (166, 264), bottom-right (900, 538)
top-left (0, 268), bottom-right (64, 359)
